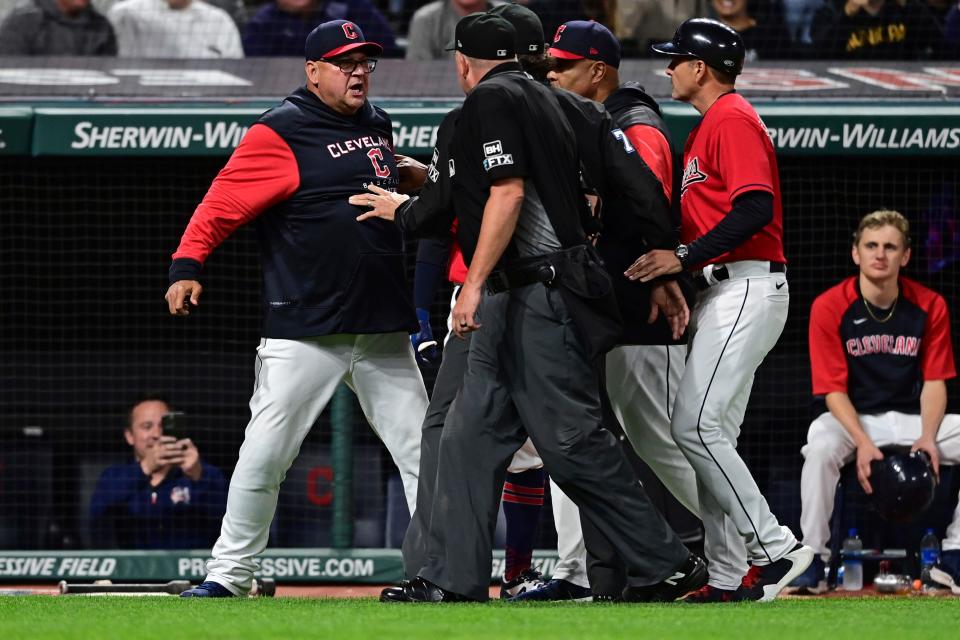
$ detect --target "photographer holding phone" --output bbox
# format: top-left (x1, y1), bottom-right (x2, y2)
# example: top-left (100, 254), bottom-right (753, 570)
top-left (89, 396), bottom-right (228, 549)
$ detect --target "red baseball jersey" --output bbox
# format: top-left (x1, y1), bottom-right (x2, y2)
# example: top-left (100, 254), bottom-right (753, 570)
top-left (448, 238), bottom-right (467, 284)
top-left (809, 276), bottom-right (956, 414)
top-left (679, 92), bottom-right (785, 266)
top-left (623, 124), bottom-right (672, 202)
top-left (447, 219), bottom-right (467, 285)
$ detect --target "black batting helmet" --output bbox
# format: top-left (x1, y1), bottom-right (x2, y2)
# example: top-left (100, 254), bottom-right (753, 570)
top-left (651, 18), bottom-right (745, 77)
top-left (869, 449), bottom-right (937, 523)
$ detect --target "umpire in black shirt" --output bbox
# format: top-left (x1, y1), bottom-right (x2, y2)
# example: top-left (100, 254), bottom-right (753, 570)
top-left (392, 13), bottom-right (706, 603)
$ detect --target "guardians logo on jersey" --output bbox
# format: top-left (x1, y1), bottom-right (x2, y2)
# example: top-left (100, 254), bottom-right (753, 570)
top-left (681, 157), bottom-right (707, 197)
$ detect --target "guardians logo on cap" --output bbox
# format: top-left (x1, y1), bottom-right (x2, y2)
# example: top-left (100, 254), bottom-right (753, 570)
top-left (549, 20), bottom-right (621, 68)
top-left (446, 13), bottom-right (516, 61)
top-left (305, 19), bottom-right (383, 60)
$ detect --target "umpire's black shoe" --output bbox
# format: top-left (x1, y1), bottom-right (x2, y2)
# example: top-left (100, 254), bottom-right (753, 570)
top-left (592, 593), bottom-right (623, 603)
top-left (379, 580), bottom-right (411, 602)
top-left (621, 554), bottom-right (708, 602)
top-left (386, 577), bottom-right (474, 603)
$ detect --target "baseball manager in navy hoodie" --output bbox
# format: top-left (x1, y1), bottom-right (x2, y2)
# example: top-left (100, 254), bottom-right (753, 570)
top-left (166, 19), bottom-right (428, 597)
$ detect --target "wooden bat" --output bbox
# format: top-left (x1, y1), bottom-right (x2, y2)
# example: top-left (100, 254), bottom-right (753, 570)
top-left (58, 578), bottom-right (276, 597)
top-left (59, 580), bottom-right (191, 595)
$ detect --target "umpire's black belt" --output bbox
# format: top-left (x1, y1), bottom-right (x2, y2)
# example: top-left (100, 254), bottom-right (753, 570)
top-left (485, 251), bottom-right (571, 294)
top-left (694, 260), bottom-right (786, 291)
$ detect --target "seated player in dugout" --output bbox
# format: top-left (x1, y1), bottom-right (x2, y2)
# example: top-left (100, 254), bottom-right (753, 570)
top-left (794, 209), bottom-right (960, 593)
top-left (89, 396), bottom-right (228, 549)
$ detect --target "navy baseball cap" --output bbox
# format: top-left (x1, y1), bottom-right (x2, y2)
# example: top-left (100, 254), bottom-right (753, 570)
top-left (445, 13), bottom-right (516, 60)
top-left (305, 19), bottom-right (383, 60)
top-left (549, 20), bottom-right (621, 68)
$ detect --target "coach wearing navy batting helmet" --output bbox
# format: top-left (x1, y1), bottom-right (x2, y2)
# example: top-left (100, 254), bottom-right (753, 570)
top-left (166, 19), bottom-right (428, 598)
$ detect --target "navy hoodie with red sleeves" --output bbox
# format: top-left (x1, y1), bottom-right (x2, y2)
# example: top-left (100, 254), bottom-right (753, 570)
top-left (169, 86), bottom-right (417, 339)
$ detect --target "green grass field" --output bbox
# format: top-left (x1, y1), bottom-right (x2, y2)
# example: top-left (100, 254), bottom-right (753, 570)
top-left (1, 597), bottom-right (957, 640)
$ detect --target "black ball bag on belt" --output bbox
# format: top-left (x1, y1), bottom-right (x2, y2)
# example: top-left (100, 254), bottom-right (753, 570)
top-left (554, 244), bottom-right (623, 362)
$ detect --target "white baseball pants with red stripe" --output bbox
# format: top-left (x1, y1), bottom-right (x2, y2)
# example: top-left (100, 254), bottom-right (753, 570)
top-left (204, 333), bottom-right (427, 595)
top-left (670, 264), bottom-right (799, 568)
top-left (801, 410), bottom-right (960, 558)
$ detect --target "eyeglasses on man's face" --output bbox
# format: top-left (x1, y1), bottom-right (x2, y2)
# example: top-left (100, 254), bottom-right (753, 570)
top-left (322, 57), bottom-right (378, 74)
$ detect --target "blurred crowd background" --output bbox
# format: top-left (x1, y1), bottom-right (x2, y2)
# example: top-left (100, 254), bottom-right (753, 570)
top-left (0, 0), bottom-right (958, 60)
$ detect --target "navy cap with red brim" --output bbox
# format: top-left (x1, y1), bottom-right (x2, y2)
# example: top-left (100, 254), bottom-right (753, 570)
top-left (305, 20), bottom-right (383, 60)
top-left (319, 41), bottom-right (383, 59)
top-left (548, 47), bottom-right (585, 60)
top-left (547, 20), bottom-right (621, 68)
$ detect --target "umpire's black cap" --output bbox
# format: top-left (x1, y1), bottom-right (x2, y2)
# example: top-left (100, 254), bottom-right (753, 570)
top-left (651, 18), bottom-right (745, 76)
top-left (446, 13), bottom-right (516, 60)
top-left (488, 3), bottom-right (546, 55)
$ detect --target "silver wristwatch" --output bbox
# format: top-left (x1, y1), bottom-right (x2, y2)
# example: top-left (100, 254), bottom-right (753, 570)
top-left (674, 244), bottom-right (689, 268)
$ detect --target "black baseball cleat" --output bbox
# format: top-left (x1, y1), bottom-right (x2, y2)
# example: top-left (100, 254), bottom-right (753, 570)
top-left (734, 544), bottom-right (815, 602)
top-left (507, 578), bottom-right (592, 602)
top-left (500, 568), bottom-right (546, 599)
top-left (180, 581), bottom-right (235, 598)
top-left (383, 576), bottom-right (475, 603)
top-left (621, 554), bottom-right (708, 602)
top-left (682, 584), bottom-right (737, 603)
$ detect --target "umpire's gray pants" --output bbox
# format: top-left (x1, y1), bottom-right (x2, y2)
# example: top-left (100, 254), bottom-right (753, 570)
top-left (401, 318), bottom-right (470, 579)
top-left (420, 283), bottom-right (690, 601)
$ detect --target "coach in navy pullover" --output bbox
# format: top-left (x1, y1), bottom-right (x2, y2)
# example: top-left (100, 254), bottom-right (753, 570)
top-left (167, 22), bottom-right (416, 337)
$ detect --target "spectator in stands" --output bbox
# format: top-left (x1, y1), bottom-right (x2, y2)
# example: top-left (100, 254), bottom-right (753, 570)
top-left (526, 0), bottom-right (617, 45)
top-left (107, 0), bottom-right (243, 58)
top-left (0, 0), bottom-right (18, 24)
top-left (710, 0), bottom-right (796, 59)
top-left (792, 210), bottom-right (960, 593)
top-left (242, 0), bottom-right (398, 56)
top-left (811, 0), bottom-right (944, 58)
top-left (89, 396), bottom-right (227, 549)
top-left (404, 0), bottom-right (502, 60)
top-left (0, 0), bottom-right (116, 55)
top-left (945, 1), bottom-right (960, 52)
top-left (93, 0), bottom-right (247, 27)
top-left (615, 0), bottom-right (707, 54)
top-left (782, 0), bottom-right (826, 45)
top-left (924, 0), bottom-right (952, 21)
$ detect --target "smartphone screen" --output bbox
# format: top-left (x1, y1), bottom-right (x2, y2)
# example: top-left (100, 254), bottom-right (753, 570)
top-left (161, 411), bottom-right (186, 438)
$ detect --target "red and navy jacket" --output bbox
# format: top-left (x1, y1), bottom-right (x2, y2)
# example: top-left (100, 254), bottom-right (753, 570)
top-left (169, 86), bottom-right (417, 339)
top-left (809, 275), bottom-right (956, 415)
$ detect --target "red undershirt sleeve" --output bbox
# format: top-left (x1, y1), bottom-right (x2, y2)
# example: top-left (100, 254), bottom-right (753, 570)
top-left (920, 294), bottom-right (957, 381)
top-left (171, 123), bottom-right (300, 266)
top-left (622, 124), bottom-right (673, 203)
top-left (810, 291), bottom-right (849, 396)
